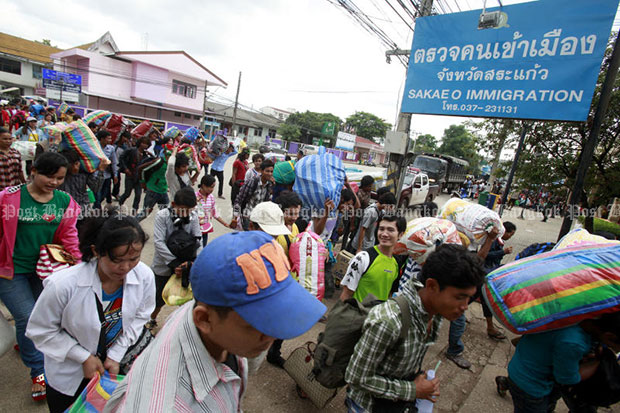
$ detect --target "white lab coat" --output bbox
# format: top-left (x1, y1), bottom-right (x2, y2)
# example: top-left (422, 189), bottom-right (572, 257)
top-left (26, 260), bottom-right (155, 396)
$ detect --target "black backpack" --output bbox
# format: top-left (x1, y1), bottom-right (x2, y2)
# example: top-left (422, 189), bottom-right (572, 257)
top-left (515, 242), bottom-right (556, 260)
top-left (312, 294), bottom-right (411, 389)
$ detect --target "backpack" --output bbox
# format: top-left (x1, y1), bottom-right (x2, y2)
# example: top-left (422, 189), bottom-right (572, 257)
top-left (515, 242), bottom-right (556, 260)
top-left (312, 294), bottom-right (411, 389)
top-left (288, 230), bottom-right (327, 301)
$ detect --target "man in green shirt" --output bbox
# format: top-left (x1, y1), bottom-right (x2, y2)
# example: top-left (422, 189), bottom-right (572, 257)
top-left (344, 244), bottom-right (485, 412)
top-left (340, 215), bottom-right (406, 302)
top-left (136, 156), bottom-right (168, 221)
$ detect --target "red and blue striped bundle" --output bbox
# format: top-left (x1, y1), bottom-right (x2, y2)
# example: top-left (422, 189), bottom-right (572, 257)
top-left (83, 110), bottom-right (111, 126)
top-left (62, 120), bottom-right (109, 173)
top-left (482, 243), bottom-right (620, 334)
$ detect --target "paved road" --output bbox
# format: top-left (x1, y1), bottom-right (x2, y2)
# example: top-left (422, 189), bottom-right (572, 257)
top-left (1, 159), bottom-right (617, 412)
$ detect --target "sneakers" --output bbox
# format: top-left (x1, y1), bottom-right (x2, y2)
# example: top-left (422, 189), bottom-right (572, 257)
top-left (446, 352), bottom-right (472, 369)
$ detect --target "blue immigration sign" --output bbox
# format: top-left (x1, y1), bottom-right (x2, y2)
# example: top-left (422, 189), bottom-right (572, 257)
top-left (401, 0), bottom-right (619, 121)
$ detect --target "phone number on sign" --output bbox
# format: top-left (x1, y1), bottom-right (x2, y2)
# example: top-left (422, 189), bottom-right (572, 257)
top-left (442, 102), bottom-right (518, 114)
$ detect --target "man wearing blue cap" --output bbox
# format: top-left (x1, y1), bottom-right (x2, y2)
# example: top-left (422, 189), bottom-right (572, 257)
top-left (105, 231), bottom-right (326, 412)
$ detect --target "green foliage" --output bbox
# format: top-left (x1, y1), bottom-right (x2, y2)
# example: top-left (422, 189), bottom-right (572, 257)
top-left (285, 111), bottom-right (342, 145)
top-left (576, 216), bottom-right (620, 237)
top-left (438, 124), bottom-right (481, 173)
top-left (277, 123), bottom-right (301, 141)
top-left (413, 133), bottom-right (437, 153)
top-left (344, 111), bottom-right (391, 143)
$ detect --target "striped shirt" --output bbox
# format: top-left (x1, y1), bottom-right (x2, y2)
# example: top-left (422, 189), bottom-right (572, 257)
top-left (0, 148), bottom-right (23, 190)
top-left (345, 279), bottom-right (442, 412)
top-left (196, 190), bottom-right (219, 233)
top-left (105, 301), bottom-right (248, 413)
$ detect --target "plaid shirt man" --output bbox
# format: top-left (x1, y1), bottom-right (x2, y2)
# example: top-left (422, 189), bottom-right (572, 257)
top-left (233, 174), bottom-right (273, 219)
top-left (345, 279), bottom-right (442, 412)
top-left (0, 147), bottom-right (24, 190)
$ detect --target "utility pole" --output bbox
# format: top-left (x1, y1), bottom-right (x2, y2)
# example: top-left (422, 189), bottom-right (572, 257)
top-left (231, 71), bottom-right (242, 136)
top-left (201, 79), bottom-right (208, 131)
top-left (558, 32), bottom-right (620, 240)
top-left (389, 0), bottom-right (433, 204)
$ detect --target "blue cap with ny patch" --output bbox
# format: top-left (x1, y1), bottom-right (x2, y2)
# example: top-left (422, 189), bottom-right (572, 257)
top-left (190, 231), bottom-right (326, 340)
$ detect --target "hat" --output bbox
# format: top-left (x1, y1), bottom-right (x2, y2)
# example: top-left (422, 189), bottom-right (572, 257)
top-left (27, 116), bottom-right (37, 122)
top-left (190, 231), bottom-right (326, 339)
top-left (249, 202), bottom-right (291, 236)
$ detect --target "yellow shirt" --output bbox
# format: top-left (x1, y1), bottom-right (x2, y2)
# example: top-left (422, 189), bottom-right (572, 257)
top-left (276, 223), bottom-right (299, 258)
top-left (239, 139), bottom-right (248, 151)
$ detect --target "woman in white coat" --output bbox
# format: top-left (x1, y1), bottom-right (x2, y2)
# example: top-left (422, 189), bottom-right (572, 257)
top-left (26, 214), bottom-right (155, 413)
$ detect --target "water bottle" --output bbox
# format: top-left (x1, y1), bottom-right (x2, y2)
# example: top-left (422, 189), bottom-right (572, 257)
top-left (415, 369), bottom-right (436, 413)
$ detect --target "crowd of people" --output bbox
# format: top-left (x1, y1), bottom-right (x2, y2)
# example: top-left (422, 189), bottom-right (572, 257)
top-left (0, 99), bottom-right (618, 413)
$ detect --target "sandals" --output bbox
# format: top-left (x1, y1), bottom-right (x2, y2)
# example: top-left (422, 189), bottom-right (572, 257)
top-left (145, 319), bottom-right (158, 330)
top-left (32, 374), bottom-right (46, 402)
top-left (487, 329), bottom-right (507, 340)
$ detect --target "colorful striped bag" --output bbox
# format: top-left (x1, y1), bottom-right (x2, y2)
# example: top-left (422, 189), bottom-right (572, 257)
top-left (83, 110), bottom-right (111, 126)
top-left (482, 243), bottom-right (620, 334)
top-left (58, 102), bottom-right (70, 115)
top-left (293, 149), bottom-right (345, 213)
top-left (164, 126), bottom-right (181, 140)
top-left (555, 228), bottom-right (619, 250)
top-left (393, 217), bottom-right (462, 264)
top-left (66, 372), bottom-right (124, 413)
top-left (289, 230), bottom-right (327, 301)
top-left (62, 120), bottom-right (110, 173)
top-left (438, 198), bottom-right (504, 245)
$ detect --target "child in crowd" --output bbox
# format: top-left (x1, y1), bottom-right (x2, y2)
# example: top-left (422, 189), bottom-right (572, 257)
top-left (196, 175), bottom-right (229, 247)
top-left (148, 187), bottom-right (202, 328)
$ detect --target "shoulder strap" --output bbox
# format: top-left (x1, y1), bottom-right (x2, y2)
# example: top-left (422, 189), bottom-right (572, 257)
top-left (284, 233), bottom-right (292, 250)
top-left (94, 293), bottom-right (107, 361)
top-left (393, 295), bottom-right (411, 341)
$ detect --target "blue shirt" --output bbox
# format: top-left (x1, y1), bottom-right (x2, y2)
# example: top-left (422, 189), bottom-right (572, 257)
top-left (211, 150), bottom-right (237, 172)
top-left (508, 325), bottom-right (592, 398)
top-left (102, 287), bottom-right (123, 348)
top-left (102, 144), bottom-right (119, 178)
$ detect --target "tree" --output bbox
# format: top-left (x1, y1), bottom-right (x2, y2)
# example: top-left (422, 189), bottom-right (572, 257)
top-left (438, 124), bottom-right (481, 173)
top-left (344, 111), bottom-right (391, 143)
top-left (284, 111), bottom-right (342, 145)
top-left (412, 133), bottom-right (437, 153)
top-left (277, 123), bottom-right (301, 141)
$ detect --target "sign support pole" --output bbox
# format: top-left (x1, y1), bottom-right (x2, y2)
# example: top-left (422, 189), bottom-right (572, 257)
top-left (392, 0), bottom-right (433, 206)
top-left (558, 31), bottom-right (620, 240)
top-left (499, 121), bottom-right (529, 217)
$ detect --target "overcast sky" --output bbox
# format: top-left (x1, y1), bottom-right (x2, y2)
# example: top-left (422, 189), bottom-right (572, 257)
top-left (3, 0), bottom-right (619, 142)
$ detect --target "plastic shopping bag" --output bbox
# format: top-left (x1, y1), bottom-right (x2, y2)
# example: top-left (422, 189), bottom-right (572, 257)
top-left (66, 371), bottom-right (125, 413)
top-left (162, 275), bottom-right (193, 306)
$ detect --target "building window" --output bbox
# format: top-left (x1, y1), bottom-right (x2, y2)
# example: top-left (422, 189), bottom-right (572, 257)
top-left (0, 57), bottom-right (21, 75)
top-left (254, 127), bottom-right (263, 137)
top-left (32, 64), bottom-right (44, 79)
top-left (172, 80), bottom-right (197, 99)
top-left (193, 115), bottom-right (201, 120)
top-left (174, 112), bottom-right (182, 117)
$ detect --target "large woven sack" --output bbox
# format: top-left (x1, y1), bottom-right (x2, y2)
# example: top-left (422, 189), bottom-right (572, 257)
top-left (164, 126), bottom-right (181, 140)
top-left (10, 141), bottom-right (37, 161)
top-left (438, 198), bottom-right (504, 245)
top-left (393, 217), bottom-right (462, 264)
top-left (83, 110), bottom-right (111, 126)
top-left (130, 120), bottom-right (152, 138)
top-left (62, 120), bottom-right (110, 172)
top-left (208, 133), bottom-right (229, 157)
top-left (0, 312), bottom-right (15, 358)
top-left (103, 114), bottom-right (127, 143)
top-left (184, 127), bottom-right (200, 142)
top-left (289, 231), bottom-right (327, 301)
top-left (273, 160), bottom-right (296, 185)
top-left (482, 243), bottom-right (620, 334)
top-left (555, 228), bottom-right (619, 250)
top-left (66, 371), bottom-right (124, 412)
top-left (293, 150), bottom-right (345, 212)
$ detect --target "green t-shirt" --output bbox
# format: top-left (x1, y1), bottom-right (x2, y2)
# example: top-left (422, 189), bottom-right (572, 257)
top-left (343, 246), bottom-right (399, 302)
top-left (146, 161), bottom-right (168, 194)
top-left (13, 186), bottom-right (70, 274)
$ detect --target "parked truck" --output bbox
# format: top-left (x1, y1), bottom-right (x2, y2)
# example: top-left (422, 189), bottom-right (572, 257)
top-left (398, 170), bottom-right (441, 209)
top-left (410, 153), bottom-right (469, 193)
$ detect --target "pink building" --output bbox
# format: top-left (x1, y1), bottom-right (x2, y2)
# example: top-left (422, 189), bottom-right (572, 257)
top-left (51, 32), bottom-right (227, 129)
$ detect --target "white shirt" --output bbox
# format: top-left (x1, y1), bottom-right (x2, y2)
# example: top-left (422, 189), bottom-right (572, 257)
top-left (26, 260), bottom-right (156, 396)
